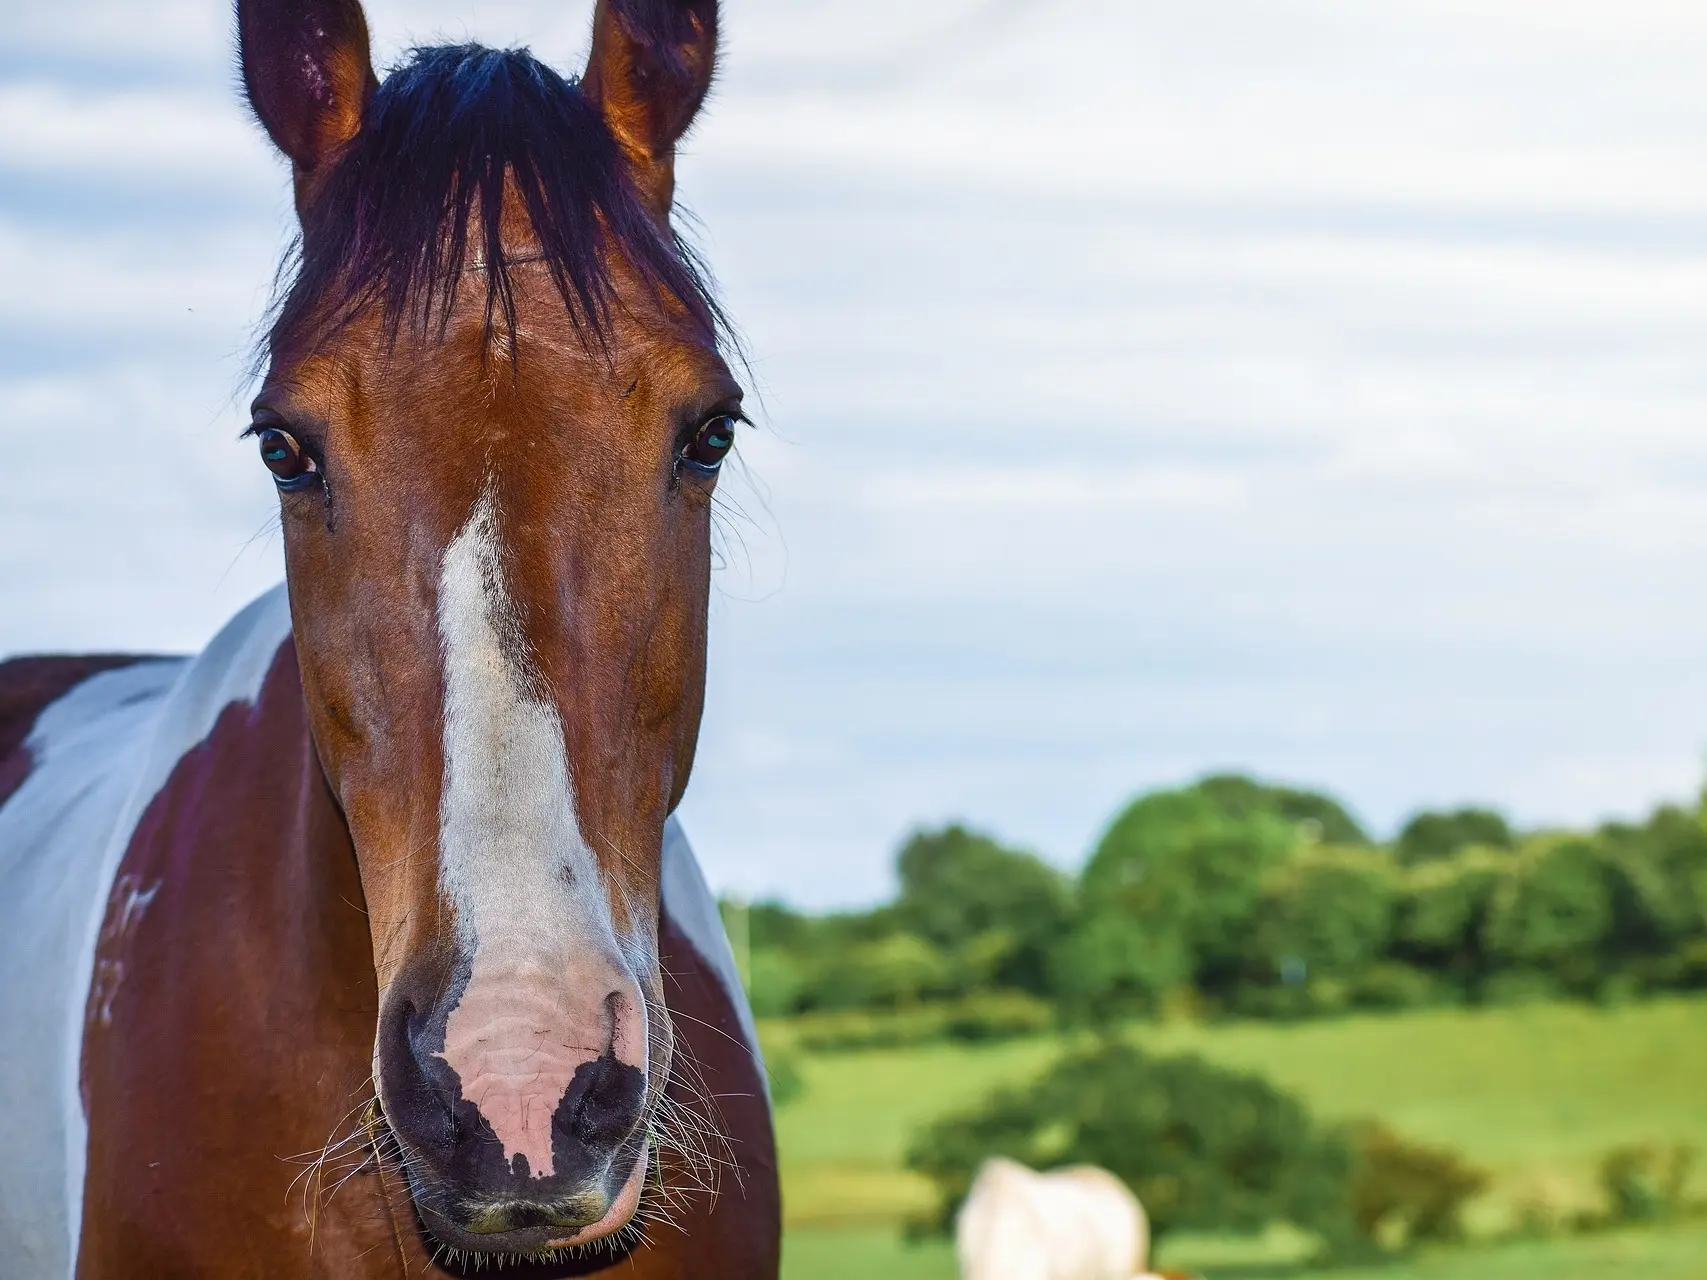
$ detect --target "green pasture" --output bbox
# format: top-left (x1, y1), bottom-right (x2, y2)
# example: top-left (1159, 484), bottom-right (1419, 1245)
top-left (781, 1222), bottom-right (1707, 1280)
top-left (766, 996), bottom-right (1707, 1278)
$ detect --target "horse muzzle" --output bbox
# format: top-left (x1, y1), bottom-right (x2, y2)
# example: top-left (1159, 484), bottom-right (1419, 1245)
top-left (374, 947), bottom-right (654, 1254)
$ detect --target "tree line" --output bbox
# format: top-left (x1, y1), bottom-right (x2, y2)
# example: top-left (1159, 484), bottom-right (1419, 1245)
top-left (737, 773), bottom-right (1707, 1027)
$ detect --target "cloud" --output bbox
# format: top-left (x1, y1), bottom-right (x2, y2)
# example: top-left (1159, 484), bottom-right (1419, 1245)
top-left (8, 0), bottom-right (1707, 904)
top-left (861, 466), bottom-right (1246, 511)
top-left (0, 83), bottom-right (274, 182)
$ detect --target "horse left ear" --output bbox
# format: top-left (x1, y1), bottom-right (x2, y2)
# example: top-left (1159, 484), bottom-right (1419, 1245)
top-left (581, 0), bottom-right (718, 214)
top-left (237, 0), bottom-right (377, 211)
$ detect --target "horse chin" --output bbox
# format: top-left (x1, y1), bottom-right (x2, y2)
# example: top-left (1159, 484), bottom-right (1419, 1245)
top-left (408, 1139), bottom-right (650, 1259)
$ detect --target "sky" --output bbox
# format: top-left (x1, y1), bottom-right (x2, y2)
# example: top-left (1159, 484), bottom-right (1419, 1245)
top-left (6, 1), bottom-right (1707, 905)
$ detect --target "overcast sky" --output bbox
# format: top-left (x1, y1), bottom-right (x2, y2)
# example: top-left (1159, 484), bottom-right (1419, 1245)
top-left (6, 1), bottom-right (1707, 904)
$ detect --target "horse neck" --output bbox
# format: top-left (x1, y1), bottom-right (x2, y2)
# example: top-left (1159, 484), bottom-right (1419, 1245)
top-left (77, 625), bottom-right (396, 1265)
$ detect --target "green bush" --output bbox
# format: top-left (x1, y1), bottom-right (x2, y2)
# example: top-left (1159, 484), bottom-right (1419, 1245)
top-left (904, 1041), bottom-right (1357, 1255)
top-left (1479, 968), bottom-right (1561, 1006)
top-left (788, 992), bottom-right (1054, 1052)
top-left (1351, 962), bottom-right (1448, 1011)
top-left (807, 932), bottom-right (954, 1011)
top-left (1347, 1121), bottom-right (1487, 1246)
top-left (788, 1007), bottom-right (945, 1052)
top-left (745, 898), bottom-right (914, 1014)
top-left (1231, 977), bottom-right (1355, 1021)
top-left (1645, 937), bottom-right (1707, 990)
top-left (1599, 1143), bottom-right (1696, 1224)
top-left (940, 990), bottom-right (1057, 1042)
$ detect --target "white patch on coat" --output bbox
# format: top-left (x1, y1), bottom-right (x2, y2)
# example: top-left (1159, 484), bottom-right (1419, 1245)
top-left (434, 487), bottom-right (645, 1180)
top-left (0, 586), bottom-right (293, 1279)
top-left (88, 873), bottom-right (162, 1027)
top-left (658, 818), bottom-right (766, 1095)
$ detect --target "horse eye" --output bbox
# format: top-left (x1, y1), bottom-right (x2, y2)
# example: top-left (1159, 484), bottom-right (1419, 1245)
top-left (255, 427), bottom-right (318, 489)
top-left (679, 415), bottom-right (737, 475)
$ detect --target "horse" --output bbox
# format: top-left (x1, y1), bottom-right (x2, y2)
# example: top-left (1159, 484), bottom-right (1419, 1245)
top-left (0, 0), bottom-right (778, 1275)
top-left (957, 1158), bottom-right (1163, 1280)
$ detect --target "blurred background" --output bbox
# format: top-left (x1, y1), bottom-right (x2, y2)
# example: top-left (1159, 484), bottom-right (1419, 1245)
top-left (5, 1), bottom-right (1707, 1277)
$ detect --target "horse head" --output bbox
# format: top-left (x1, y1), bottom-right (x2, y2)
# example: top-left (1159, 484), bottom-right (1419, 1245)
top-left (238, 0), bottom-right (732, 1256)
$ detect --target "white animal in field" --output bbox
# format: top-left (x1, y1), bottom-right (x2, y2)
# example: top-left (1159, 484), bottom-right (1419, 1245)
top-left (956, 1156), bottom-right (1166, 1280)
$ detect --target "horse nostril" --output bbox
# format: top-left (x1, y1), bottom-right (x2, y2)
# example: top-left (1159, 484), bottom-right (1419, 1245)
top-left (413, 1016), bottom-right (459, 1147)
top-left (378, 995), bottom-right (460, 1153)
top-left (571, 1051), bottom-right (647, 1148)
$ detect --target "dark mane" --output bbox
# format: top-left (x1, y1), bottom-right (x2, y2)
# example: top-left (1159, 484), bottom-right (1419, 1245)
top-left (268, 43), bottom-right (719, 355)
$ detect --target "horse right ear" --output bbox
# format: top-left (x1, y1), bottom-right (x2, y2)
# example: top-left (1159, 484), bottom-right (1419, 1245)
top-left (581, 0), bottom-right (718, 215)
top-left (237, 0), bottom-right (376, 202)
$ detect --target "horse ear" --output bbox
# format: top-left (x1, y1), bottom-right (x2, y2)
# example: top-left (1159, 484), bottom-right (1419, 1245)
top-left (581, 0), bottom-right (718, 214)
top-left (237, 0), bottom-right (377, 201)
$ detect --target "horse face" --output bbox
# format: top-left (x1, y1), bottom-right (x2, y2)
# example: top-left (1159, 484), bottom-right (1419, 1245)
top-left (239, 0), bottom-right (725, 1256)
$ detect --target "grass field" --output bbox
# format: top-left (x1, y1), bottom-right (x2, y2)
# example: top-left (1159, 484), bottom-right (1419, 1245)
top-left (763, 996), bottom-right (1707, 1279)
top-left (781, 1222), bottom-right (1707, 1280)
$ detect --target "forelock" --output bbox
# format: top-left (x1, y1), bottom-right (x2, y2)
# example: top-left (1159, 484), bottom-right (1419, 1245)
top-left (267, 43), bottom-right (721, 358)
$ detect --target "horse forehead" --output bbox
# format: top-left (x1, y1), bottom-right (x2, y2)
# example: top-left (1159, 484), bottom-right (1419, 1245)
top-left (270, 283), bottom-right (721, 460)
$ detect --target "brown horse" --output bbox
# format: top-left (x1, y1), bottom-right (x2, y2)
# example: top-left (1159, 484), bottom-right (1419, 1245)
top-left (0, 0), bottom-right (778, 1275)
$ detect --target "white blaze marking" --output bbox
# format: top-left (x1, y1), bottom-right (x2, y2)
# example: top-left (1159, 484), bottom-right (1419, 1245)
top-left (435, 486), bottom-right (642, 1180)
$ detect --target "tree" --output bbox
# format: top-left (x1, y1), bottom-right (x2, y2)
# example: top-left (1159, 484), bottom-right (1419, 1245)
top-left (1394, 845), bottom-right (1510, 984)
top-left (808, 932), bottom-right (953, 1010)
top-left (1048, 909), bottom-right (1192, 1021)
top-left (743, 899), bottom-right (816, 951)
top-left (1395, 808), bottom-right (1514, 866)
top-left (1195, 773), bottom-right (1369, 845)
top-left (1073, 782), bottom-right (1303, 1008)
top-left (894, 824), bottom-right (1071, 996)
top-left (905, 1041), bottom-right (1357, 1253)
top-left (1483, 835), bottom-right (1612, 989)
top-left (744, 946), bottom-right (806, 1017)
top-left (1246, 847), bottom-right (1396, 986)
top-left (1598, 805), bottom-right (1707, 954)
top-left (752, 901), bottom-right (911, 1013)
